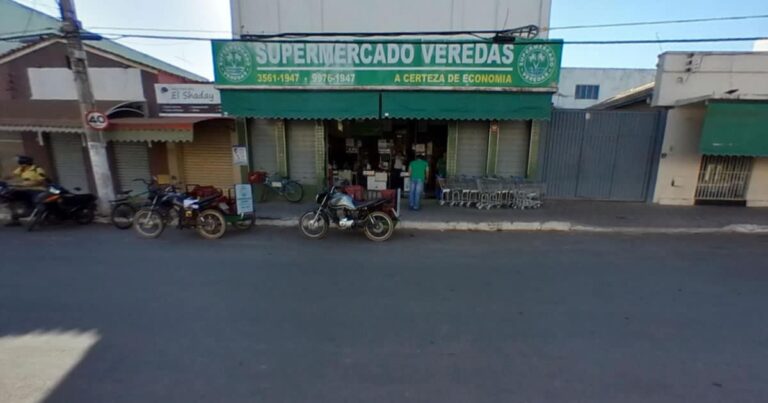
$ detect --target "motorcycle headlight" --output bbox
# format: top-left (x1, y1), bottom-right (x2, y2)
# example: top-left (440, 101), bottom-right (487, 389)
top-left (48, 186), bottom-right (61, 195)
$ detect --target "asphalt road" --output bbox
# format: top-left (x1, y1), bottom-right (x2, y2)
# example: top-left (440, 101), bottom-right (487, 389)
top-left (1, 225), bottom-right (767, 403)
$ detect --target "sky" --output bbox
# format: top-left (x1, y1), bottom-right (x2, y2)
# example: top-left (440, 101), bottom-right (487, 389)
top-left (13, 0), bottom-right (768, 80)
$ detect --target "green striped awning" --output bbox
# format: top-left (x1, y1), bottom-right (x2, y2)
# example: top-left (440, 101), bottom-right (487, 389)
top-left (700, 101), bottom-right (768, 156)
top-left (221, 90), bottom-right (553, 120)
top-left (381, 92), bottom-right (553, 120)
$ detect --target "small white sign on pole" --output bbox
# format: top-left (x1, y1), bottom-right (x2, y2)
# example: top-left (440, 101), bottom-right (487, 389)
top-left (235, 184), bottom-right (254, 214)
top-left (232, 146), bottom-right (249, 166)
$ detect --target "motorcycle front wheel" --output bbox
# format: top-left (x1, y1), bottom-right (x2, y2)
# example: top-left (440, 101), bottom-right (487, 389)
top-left (363, 211), bottom-right (395, 242)
top-left (110, 203), bottom-right (135, 229)
top-left (299, 210), bottom-right (329, 239)
top-left (133, 208), bottom-right (165, 239)
top-left (197, 209), bottom-right (227, 240)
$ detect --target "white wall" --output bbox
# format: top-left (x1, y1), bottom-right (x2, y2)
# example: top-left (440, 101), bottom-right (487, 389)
top-left (754, 40), bottom-right (768, 52)
top-left (27, 68), bottom-right (145, 101)
top-left (652, 52), bottom-right (768, 107)
top-left (553, 68), bottom-right (655, 109)
top-left (231, 0), bottom-right (551, 37)
top-left (652, 105), bottom-right (706, 205)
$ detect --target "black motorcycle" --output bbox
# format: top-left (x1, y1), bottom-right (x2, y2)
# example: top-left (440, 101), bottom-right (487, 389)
top-left (299, 184), bottom-right (398, 242)
top-left (26, 184), bottom-right (97, 231)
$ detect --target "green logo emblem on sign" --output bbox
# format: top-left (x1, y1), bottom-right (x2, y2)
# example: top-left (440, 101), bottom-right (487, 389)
top-left (217, 43), bottom-right (253, 83)
top-left (517, 44), bottom-right (557, 85)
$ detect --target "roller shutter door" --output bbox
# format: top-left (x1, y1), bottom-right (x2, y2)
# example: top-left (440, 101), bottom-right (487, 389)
top-left (182, 130), bottom-right (233, 192)
top-left (496, 121), bottom-right (530, 177)
top-left (249, 119), bottom-right (277, 173)
top-left (113, 142), bottom-right (151, 194)
top-left (0, 132), bottom-right (24, 178)
top-left (455, 121), bottom-right (488, 176)
top-left (50, 134), bottom-right (91, 193)
top-left (286, 120), bottom-right (316, 184)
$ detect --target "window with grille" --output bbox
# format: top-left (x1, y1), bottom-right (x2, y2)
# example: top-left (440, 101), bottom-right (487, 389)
top-left (575, 84), bottom-right (600, 100)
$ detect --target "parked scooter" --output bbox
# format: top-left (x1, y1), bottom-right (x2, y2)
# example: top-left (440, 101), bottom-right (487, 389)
top-left (26, 184), bottom-right (97, 231)
top-left (299, 183), bottom-right (398, 242)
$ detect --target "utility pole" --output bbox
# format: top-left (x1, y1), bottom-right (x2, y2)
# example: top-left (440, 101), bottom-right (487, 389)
top-left (59, 0), bottom-right (115, 215)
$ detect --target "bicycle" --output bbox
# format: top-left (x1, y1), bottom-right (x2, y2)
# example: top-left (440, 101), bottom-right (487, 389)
top-left (249, 171), bottom-right (303, 203)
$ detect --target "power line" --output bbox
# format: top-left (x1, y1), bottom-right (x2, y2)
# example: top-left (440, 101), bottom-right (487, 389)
top-left (83, 13), bottom-right (768, 36)
top-left (546, 13), bottom-right (768, 31)
top-left (100, 33), bottom-right (768, 46)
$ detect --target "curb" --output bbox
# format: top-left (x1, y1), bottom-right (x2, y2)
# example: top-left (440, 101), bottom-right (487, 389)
top-left (4, 213), bottom-right (768, 235)
top-left (251, 216), bottom-right (768, 235)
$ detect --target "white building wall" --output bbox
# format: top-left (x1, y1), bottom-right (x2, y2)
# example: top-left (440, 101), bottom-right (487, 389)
top-left (652, 52), bottom-right (768, 107)
top-left (553, 68), bottom-right (656, 109)
top-left (651, 52), bottom-right (768, 207)
top-left (27, 68), bottom-right (146, 101)
top-left (230, 0), bottom-right (551, 37)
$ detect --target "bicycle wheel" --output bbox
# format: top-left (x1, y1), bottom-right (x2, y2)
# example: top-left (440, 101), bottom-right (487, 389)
top-left (283, 181), bottom-right (304, 203)
top-left (110, 203), bottom-right (136, 230)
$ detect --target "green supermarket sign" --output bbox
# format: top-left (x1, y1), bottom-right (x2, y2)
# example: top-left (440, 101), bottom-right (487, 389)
top-left (212, 39), bottom-right (562, 90)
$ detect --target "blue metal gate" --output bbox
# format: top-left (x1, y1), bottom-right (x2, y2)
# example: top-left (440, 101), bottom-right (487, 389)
top-left (539, 110), bottom-right (664, 201)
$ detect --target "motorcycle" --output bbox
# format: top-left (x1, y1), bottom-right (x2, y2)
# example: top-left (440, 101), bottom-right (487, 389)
top-left (26, 184), bottom-right (97, 231)
top-left (133, 188), bottom-right (230, 240)
top-left (299, 184), bottom-right (398, 242)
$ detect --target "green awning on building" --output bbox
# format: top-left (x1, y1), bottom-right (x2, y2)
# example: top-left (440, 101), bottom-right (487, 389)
top-left (221, 90), bottom-right (553, 121)
top-left (700, 101), bottom-right (768, 156)
top-left (220, 90), bottom-right (380, 120)
top-left (381, 92), bottom-right (553, 120)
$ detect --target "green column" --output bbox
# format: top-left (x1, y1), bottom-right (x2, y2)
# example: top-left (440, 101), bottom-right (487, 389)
top-left (275, 120), bottom-right (288, 177)
top-left (527, 120), bottom-right (541, 179)
top-left (446, 121), bottom-right (458, 177)
top-left (486, 121), bottom-right (499, 176)
top-left (314, 120), bottom-right (326, 187)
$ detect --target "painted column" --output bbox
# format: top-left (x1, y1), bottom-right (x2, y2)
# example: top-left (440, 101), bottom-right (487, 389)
top-left (486, 120), bottom-right (500, 176)
top-left (446, 121), bottom-right (458, 177)
top-left (314, 120), bottom-right (326, 187)
top-left (275, 120), bottom-right (288, 177)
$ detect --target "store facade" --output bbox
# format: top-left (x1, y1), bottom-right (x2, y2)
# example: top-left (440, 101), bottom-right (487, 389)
top-left (213, 39), bottom-right (563, 198)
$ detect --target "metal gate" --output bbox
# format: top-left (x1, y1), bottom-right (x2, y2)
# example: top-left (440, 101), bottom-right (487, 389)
top-left (455, 121), bottom-right (488, 176)
top-left (286, 120), bottom-right (316, 184)
top-left (539, 110), bottom-right (663, 201)
top-left (695, 156), bottom-right (752, 201)
top-left (50, 133), bottom-right (91, 193)
top-left (112, 142), bottom-right (151, 194)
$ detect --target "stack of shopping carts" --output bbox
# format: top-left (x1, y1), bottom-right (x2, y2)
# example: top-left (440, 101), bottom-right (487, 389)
top-left (438, 176), bottom-right (545, 210)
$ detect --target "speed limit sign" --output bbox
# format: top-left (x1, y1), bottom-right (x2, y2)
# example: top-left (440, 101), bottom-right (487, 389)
top-left (85, 111), bottom-right (109, 130)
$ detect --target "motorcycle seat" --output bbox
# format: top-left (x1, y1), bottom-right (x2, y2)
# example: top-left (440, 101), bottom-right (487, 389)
top-left (65, 194), bottom-right (96, 204)
top-left (196, 194), bottom-right (220, 206)
top-left (353, 198), bottom-right (387, 209)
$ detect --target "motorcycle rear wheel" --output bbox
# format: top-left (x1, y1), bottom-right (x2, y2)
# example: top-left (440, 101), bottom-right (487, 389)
top-left (75, 208), bottom-right (95, 225)
top-left (197, 209), bottom-right (227, 240)
top-left (299, 210), bottom-right (328, 239)
top-left (133, 208), bottom-right (165, 239)
top-left (363, 211), bottom-right (395, 242)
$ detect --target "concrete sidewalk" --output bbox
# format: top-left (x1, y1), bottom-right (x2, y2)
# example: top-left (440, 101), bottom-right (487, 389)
top-left (252, 199), bottom-right (768, 234)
